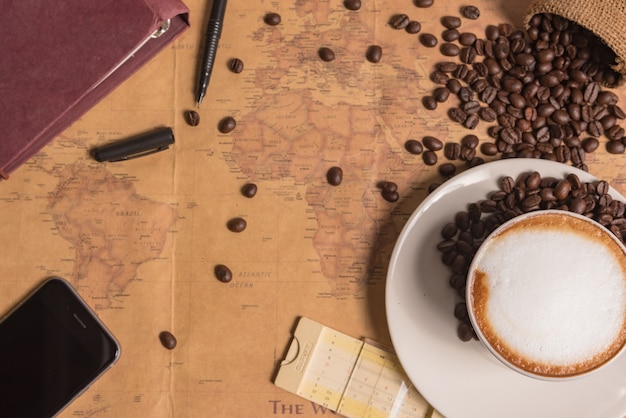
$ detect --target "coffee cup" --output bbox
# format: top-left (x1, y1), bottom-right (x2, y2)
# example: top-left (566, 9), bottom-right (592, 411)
top-left (466, 210), bottom-right (626, 380)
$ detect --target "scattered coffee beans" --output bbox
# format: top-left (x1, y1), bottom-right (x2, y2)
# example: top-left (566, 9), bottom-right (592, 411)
top-left (218, 116), bottom-right (237, 133)
top-left (185, 110), bottom-right (200, 126)
top-left (318, 47), bottom-right (335, 62)
top-left (423, 13), bottom-right (625, 169)
top-left (264, 12), bottom-right (281, 26)
top-left (378, 181), bottom-right (400, 202)
top-left (227, 217), bottom-right (247, 232)
top-left (215, 264), bottom-right (233, 283)
top-left (241, 183), bottom-right (258, 198)
top-left (343, 0), bottom-right (361, 11)
top-left (159, 331), bottom-right (177, 350)
top-left (228, 58), bottom-right (244, 73)
top-left (366, 45), bottom-right (383, 63)
top-left (437, 171), bottom-right (626, 341)
top-left (327, 166), bottom-right (343, 186)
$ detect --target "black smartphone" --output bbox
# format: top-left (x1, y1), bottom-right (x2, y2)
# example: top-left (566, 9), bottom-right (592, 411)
top-left (0, 277), bottom-right (121, 417)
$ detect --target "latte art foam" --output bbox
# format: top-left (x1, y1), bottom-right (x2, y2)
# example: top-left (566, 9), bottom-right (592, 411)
top-left (468, 211), bottom-right (626, 378)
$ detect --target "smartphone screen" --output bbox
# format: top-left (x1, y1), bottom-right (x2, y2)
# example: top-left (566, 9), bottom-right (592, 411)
top-left (0, 277), bottom-right (120, 417)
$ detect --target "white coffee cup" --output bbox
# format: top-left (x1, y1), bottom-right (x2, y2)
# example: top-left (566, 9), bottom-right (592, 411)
top-left (466, 210), bottom-right (626, 380)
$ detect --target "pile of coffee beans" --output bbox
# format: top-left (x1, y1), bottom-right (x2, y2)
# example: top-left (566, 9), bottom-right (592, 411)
top-left (423, 12), bottom-right (626, 169)
top-left (436, 171), bottom-right (626, 341)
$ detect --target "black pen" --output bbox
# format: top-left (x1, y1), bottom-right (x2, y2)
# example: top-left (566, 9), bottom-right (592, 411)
top-left (92, 128), bottom-right (175, 162)
top-left (196, 0), bottom-right (228, 106)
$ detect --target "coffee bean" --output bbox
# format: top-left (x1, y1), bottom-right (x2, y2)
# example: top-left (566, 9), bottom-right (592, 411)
top-left (343, 0), bottom-right (361, 10)
top-left (327, 166), bottom-right (343, 186)
top-left (607, 140), bottom-right (625, 154)
top-left (414, 0), bottom-right (434, 7)
top-left (366, 45), bottom-right (382, 63)
top-left (464, 114), bottom-right (479, 129)
top-left (318, 47), bottom-right (335, 62)
top-left (440, 43), bottom-right (460, 57)
top-left (406, 21), bottom-right (422, 34)
top-left (264, 12), bottom-right (281, 26)
top-left (444, 142), bottom-right (461, 160)
top-left (423, 136), bottom-right (443, 151)
top-left (433, 87), bottom-right (450, 102)
top-left (215, 264), bottom-right (233, 283)
top-left (460, 47), bottom-right (477, 64)
top-left (459, 32), bottom-right (477, 46)
top-left (379, 181), bottom-right (397, 193)
top-left (422, 150), bottom-right (438, 165)
top-left (185, 110), bottom-right (200, 126)
top-left (441, 29), bottom-right (460, 42)
top-left (480, 142), bottom-right (498, 156)
top-left (241, 183), bottom-right (258, 198)
top-left (405, 139), bottom-right (423, 154)
top-left (382, 189), bottom-right (400, 202)
top-left (419, 33), bottom-right (438, 47)
top-left (229, 58), bottom-right (244, 73)
top-left (430, 70), bottom-right (448, 84)
top-left (422, 95), bottom-right (438, 110)
top-left (449, 108), bottom-right (467, 123)
top-left (461, 5), bottom-right (480, 19)
top-left (159, 331), bottom-right (177, 350)
top-left (441, 16), bottom-right (462, 29)
top-left (227, 217), bottom-right (247, 232)
top-left (389, 14), bottom-right (410, 30)
top-left (439, 163), bottom-right (456, 177)
top-left (218, 118), bottom-right (240, 137)
top-left (581, 137), bottom-right (599, 153)
top-left (442, 223), bottom-right (458, 239)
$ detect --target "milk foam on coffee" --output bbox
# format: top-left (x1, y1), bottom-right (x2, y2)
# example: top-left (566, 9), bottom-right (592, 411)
top-left (469, 211), bottom-right (626, 378)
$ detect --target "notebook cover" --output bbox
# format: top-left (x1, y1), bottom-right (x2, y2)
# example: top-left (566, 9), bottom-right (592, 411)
top-left (0, 0), bottom-right (189, 179)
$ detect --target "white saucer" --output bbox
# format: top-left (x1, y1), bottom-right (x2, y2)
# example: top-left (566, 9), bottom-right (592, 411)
top-left (385, 159), bottom-right (626, 418)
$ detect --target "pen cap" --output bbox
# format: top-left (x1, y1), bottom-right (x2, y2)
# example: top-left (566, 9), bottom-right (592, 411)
top-left (93, 127), bottom-right (175, 162)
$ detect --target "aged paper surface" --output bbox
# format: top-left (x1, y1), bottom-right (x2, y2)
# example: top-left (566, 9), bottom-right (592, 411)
top-left (2, 0), bottom-right (626, 416)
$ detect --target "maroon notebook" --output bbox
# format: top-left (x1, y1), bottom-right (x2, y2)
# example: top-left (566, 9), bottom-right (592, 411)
top-left (0, 0), bottom-right (189, 180)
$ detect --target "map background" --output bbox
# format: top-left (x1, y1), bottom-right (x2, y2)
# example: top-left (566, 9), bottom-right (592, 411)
top-left (1, 0), bottom-right (626, 416)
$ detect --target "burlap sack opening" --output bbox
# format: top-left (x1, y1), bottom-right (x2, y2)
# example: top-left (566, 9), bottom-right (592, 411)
top-left (525, 0), bottom-right (626, 86)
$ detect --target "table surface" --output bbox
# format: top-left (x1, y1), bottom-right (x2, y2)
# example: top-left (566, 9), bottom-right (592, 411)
top-left (3, 0), bottom-right (626, 417)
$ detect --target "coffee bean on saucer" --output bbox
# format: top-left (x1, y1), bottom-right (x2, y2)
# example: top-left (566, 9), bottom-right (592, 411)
top-left (227, 217), bottom-right (247, 232)
top-left (318, 47), bottom-right (335, 62)
top-left (264, 12), bottom-right (281, 26)
top-left (218, 116), bottom-right (237, 133)
top-left (343, 0), bottom-right (361, 10)
top-left (366, 45), bottom-right (383, 63)
top-left (228, 58), bottom-right (244, 73)
top-left (215, 264), bottom-right (233, 283)
top-left (185, 110), bottom-right (200, 126)
top-left (327, 166), bottom-right (343, 186)
top-left (159, 331), bottom-right (177, 350)
top-left (241, 183), bottom-right (258, 198)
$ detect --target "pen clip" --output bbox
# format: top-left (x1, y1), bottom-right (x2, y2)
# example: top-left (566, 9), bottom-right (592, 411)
top-left (108, 145), bottom-right (171, 162)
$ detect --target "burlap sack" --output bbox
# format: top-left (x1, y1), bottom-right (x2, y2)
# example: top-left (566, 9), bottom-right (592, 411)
top-left (525, 0), bottom-right (626, 84)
